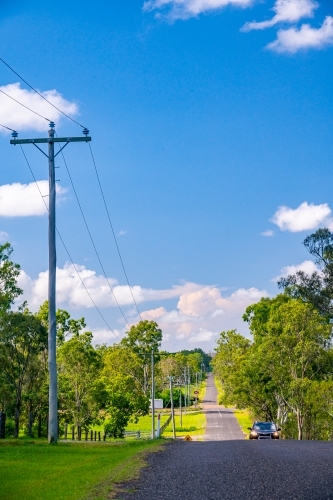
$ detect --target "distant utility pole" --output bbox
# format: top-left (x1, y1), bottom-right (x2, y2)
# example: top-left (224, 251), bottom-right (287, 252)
top-left (11, 123), bottom-right (91, 444)
top-left (151, 349), bottom-right (155, 440)
top-left (179, 390), bottom-right (182, 428)
top-left (169, 377), bottom-right (176, 439)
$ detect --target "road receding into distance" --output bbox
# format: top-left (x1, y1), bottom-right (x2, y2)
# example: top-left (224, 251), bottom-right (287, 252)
top-left (117, 375), bottom-right (333, 500)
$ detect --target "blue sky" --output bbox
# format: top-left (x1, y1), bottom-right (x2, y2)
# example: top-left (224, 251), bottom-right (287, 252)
top-left (0, 0), bottom-right (332, 349)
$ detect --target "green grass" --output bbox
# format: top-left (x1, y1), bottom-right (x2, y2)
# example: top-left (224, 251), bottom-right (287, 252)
top-left (214, 377), bottom-right (225, 404)
top-left (163, 411), bottom-right (206, 437)
top-left (0, 440), bottom-right (163, 500)
top-left (233, 409), bottom-right (253, 437)
top-left (125, 414), bottom-right (170, 432)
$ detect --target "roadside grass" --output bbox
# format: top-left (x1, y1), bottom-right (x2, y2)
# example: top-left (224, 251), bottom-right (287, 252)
top-left (196, 380), bottom-right (207, 403)
top-left (214, 377), bottom-right (225, 404)
top-left (234, 409), bottom-right (253, 438)
top-left (0, 439), bottom-right (163, 500)
top-left (89, 414), bottom-right (170, 435)
top-left (163, 411), bottom-right (206, 437)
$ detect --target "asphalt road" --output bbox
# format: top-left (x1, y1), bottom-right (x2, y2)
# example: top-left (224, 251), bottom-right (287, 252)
top-left (116, 376), bottom-right (333, 499)
top-left (203, 374), bottom-right (244, 441)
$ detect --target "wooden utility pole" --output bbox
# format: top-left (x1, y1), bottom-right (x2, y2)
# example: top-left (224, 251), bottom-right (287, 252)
top-left (169, 377), bottom-right (176, 439)
top-left (151, 349), bottom-right (155, 439)
top-left (11, 124), bottom-right (91, 443)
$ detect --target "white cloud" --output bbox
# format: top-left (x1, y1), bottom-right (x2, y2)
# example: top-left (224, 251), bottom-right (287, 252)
top-left (272, 259), bottom-right (319, 281)
top-left (267, 16), bottom-right (333, 53)
top-left (0, 83), bottom-right (78, 133)
top-left (242, 0), bottom-right (317, 31)
top-left (17, 260), bottom-right (267, 348)
top-left (89, 327), bottom-right (126, 345)
top-left (141, 286), bottom-right (268, 347)
top-left (143, 0), bottom-right (254, 20)
top-left (118, 230), bottom-right (127, 236)
top-left (0, 231), bottom-right (9, 242)
top-left (271, 201), bottom-right (333, 232)
top-left (261, 229), bottom-right (274, 237)
top-left (0, 181), bottom-right (66, 217)
top-left (18, 263), bottom-right (203, 310)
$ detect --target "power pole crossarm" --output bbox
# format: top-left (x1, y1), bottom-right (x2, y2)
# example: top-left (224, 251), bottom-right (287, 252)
top-left (10, 123), bottom-right (92, 444)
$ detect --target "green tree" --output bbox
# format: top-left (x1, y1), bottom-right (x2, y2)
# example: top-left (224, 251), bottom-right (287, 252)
top-left (0, 310), bottom-right (47, 437)
top-left (278, 228), bottom-right (333, 318)
top-left (263, 299), bottom-right (331, 439)
top-left (104, 375), bottom-right (149, 438)
top-left (36, 300), bottom-right (86, 345)
top-left (58, 331), bottom-right (102, 429)
top-left (0, 243), bottom-right (22, 313)
top-left (120, 320), bottom-right (162, 393)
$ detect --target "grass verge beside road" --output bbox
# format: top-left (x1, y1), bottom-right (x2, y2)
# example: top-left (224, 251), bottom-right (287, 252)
top-left (0, 440), bottom-right (163, 500)
top-left (234, 409), bottom-right (253, 437)
top-left (163, 411), bottom-right (206, 437)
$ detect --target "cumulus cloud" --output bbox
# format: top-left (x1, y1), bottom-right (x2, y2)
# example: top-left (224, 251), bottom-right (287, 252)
top-left (17, 260), bottom-right (267, 348)
top-left (242, 0), bottom-right (317, 31)
top-left (141, 286), bottom-right (268, 346)
top-left (271, 201), bottom-right (333, 232)
top-left (0, 181), bottom-right (66, 217)
top-left (272, 259), bottom-right (319, 281)
top-left (18, 263), bottom-right (204, 310)
top-left (267, 16), bottom-right (333, 52)
top-left (0, 83), bottom-right (78, 133)
top-left (143, 0), bottom-right (254, 20)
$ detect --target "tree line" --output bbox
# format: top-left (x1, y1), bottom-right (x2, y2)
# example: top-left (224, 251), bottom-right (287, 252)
top-left (213, 229), bottom-right (333, 440)
top-left (0, 242), bottom-right (210, 438)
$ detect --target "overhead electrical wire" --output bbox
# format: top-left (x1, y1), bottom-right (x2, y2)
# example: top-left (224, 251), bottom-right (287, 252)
top-left (88, 142), bottom-right (142, 320)
top-left (19, 145), bottom-right (121, 342)
top-left (0, 57), bottom-right (86, 129)
top-left (0, 88), bottom-right (50, 122)
top-left (56, 138), bottom-right (132, 329)
top-left (0, 80), bottom-right (141, 324)
top-left (0, 122), bottom-right (16, 132)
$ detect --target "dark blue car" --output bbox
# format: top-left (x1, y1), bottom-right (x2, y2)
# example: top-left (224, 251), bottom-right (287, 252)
top-left (248, 422), bottom-right (281, 440)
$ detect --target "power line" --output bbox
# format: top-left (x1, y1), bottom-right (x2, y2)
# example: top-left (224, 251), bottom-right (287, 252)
top-left (19, 144), bottom-right (121, 342)
top-left (0, 57), bottom-right (86, 129)
top-left (0, 123), bottom-right (16, 132)
top-left (0, 88), bottom-right (50, 122)
top-left (56, 138), bottom-right (132, 329)
top-left (88, 142), bottom-right (142, 320)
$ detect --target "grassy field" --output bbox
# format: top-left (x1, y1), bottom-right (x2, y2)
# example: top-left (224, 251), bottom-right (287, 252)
top-left (233, 409), bottom-right (253, 437)
top-left (0, 440), bottom-right (163, 500)
top-left (163, 411), bottom-right (206, 437)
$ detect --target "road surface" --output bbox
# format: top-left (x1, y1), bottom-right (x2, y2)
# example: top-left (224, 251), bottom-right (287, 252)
top-left (202, 374), bottom-right (244, 441)
top-left (116, 375), bottom-right (333, 499)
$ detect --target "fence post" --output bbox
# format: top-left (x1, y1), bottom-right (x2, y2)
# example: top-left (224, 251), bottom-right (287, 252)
top-left (90, 430), bottom-right (93, 441)
top-left (0, 412), bottom-right (6, 439)
top-left (103, 432), bottom-right (106, 441)
top-left (94, 431), bottom-right (97, 441)
top-left (72, 426), bottom-right (75, 441)
top-left (64, 423), bottom-right (68, 440)
top-left (85, 430), bottom-right (88, 441)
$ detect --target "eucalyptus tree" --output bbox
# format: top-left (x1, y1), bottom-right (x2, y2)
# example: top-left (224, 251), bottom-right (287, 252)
top-left (0, 309), bottom-right (47, 437)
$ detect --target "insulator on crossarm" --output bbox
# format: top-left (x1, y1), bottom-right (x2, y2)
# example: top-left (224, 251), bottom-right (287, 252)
top-left (11, 131), bottom-right (18, 139)
top-left (83, 127), bottom-right (89, 136)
